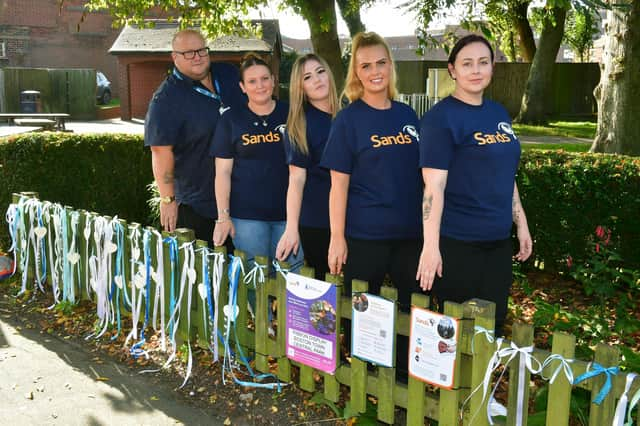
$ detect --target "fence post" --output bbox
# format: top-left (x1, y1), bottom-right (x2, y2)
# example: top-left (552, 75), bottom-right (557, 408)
top-left (588, 343), bottom-right (620, 426)
top-left (377, 285), bottom-right (398, 424)
top-left (275, 260), bottom-right (291, 382)
top-left (214, 246), bottom-right (229, 360)
top-left (254, 254), bottom-right (270, 373)
top-left (545, 331), bottom-right (575, 426)
top-left (407, 292), bottom-right (429, 425)
top-left (350, 279), bottom-right (369, 414)
top-left (235, 250), bottom-right (251, 350)
top-left (193, 238), bottom-right (209, 349)
top-left (175, 228), bottom-right (195, 345)
top-left (439, 300), bottom-right (465, 426)
top-left (463, 298), bottom-right (496, 426)
top-left (323, 272), bottom-right (342, 403)
top-left (506, 322), bottom-right (534, 426)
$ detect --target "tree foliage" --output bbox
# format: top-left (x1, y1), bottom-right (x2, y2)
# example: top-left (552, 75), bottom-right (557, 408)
top-left (564, 6), bottom-right (600, 62)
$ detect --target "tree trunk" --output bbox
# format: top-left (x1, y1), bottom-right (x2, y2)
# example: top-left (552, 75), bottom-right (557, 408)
top-left (512, 1), bottom-right (536, 62)
top-left (336, 0), bottom-right (366, 36)
top-left (299, 0), bottom-right (345, 90)
top-left (591, 0), bottom-right (640, 155)
top-left (515, 6), bottom-right (566, 124)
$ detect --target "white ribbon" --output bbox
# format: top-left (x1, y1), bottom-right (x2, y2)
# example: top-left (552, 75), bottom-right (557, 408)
top-left (613, 372), bottom-right (638, 426)
top-left (243, 261), bottom-right (266, 288)
top-left (541, 353), bottom-right (574, 384)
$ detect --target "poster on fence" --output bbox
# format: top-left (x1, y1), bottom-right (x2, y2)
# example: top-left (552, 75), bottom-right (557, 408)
top-left (285, 272), bottom-right (337, 374)
top-left (408, 307), bottom-right (459, 389)
top-left (351, 292), bottom-right (395, 367)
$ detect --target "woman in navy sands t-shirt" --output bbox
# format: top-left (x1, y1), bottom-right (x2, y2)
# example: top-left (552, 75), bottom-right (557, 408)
top-left (275, 54), bottom-right (339, 281)
top-left (416, 34), bottom-right (533, 337)
top-left (321, 31), bottom-right (422, 310)
top-left (211, 53), bottom-right (303, 270)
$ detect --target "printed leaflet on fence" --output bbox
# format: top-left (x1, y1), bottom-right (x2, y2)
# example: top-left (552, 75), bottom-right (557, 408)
top-left (351, 292), bottom-right (395, 367)
top-left (285, 272), bottom-right (337, 374)
top-left (408, 307), bottom-right (459, 388)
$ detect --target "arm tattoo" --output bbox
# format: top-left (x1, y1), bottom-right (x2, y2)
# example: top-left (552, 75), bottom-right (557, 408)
top-left (423, 193), bottom-right (433, 221)
top-left (162, 170), bottom-right (175, 184)
top-left (512, 197), bottom-right (521, 224)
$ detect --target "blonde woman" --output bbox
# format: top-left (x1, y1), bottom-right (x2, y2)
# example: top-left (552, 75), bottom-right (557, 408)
top-left (275, 54), bottom-right (339, 280)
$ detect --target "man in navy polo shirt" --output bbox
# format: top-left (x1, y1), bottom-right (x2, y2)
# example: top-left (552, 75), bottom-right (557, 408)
top-left (145, 29), bottom-right (245, 244)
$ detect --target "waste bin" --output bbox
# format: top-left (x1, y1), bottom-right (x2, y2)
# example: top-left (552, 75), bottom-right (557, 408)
top-left (20, 90), bottom-right (42, 113)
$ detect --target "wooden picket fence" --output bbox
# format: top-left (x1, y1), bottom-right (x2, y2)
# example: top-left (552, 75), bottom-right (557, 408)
top-left (7, 192), bottom-right (640, 425)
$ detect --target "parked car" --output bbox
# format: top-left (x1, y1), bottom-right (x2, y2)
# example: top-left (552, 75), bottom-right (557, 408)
top-left (96, 71), bottom-right (112, 105)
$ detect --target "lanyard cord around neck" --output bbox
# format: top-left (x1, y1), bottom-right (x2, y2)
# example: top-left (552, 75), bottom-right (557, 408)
top-left (172, 68), bottom-right (222, 103)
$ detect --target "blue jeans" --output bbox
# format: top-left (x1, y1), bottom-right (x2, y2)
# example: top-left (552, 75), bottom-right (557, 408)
top-left (231, 218), bottom-right (304, 271)
top-left (232, 218), bottom-right (304, 325)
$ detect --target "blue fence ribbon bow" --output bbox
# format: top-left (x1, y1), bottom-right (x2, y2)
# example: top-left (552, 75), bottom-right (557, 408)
top-left (573, 362), bottom-right (619, 405)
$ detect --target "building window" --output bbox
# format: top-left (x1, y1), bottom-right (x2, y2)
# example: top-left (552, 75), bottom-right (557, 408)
top-left (0, 41), bottom-right (6, 58)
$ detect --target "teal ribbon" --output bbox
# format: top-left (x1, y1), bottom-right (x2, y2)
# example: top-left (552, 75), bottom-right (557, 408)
top-left (573, 362), bottom-right (619, 405)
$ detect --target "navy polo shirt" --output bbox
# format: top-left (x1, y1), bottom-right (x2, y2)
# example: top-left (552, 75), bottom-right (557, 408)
top-left (320, 100), bottom-right (422, 240)
top-left (210, 100), bottom-right (289, 221)
top-left (284, 104), bottom-right (332, 229)
top-left (144, 63), bottom-right (245, 219)
top-left (419, 96), bottom-right (521, 241)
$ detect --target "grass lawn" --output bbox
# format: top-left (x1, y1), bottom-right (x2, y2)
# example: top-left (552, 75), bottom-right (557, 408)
top-left (98, 98), bottom-right (120, 108)
top-left (522, 142), bottom-right (590, 152)
top-left (514, 121), bottom-right (596, 139)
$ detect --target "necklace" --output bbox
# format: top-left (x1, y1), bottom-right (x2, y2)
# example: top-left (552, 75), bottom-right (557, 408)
top-left (249, 100), bottom-right (275, 127)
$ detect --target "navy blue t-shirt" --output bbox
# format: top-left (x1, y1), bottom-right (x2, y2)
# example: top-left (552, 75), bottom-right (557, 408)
top-left (210, 100), bottom-right (289, 221)
top-left (320, 99), bottom-right (422, 240)
top-left (144, 63), bottom-right (245, 219)
top-left (419, 96), bottom-right (521, 241)
top-left (284, 104), bottom-right (332, 229)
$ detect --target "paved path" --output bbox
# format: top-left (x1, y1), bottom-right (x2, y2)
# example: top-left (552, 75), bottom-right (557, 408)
top-left (0, 316), bottom-right (224, 426)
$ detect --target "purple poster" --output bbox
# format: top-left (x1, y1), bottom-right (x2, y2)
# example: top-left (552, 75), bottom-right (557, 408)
top-left (285, 272), bottom-right (337, 374)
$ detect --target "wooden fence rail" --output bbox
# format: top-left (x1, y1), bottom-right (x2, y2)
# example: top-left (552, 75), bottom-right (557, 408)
top-left (6, 193), bottom-right (640, 425)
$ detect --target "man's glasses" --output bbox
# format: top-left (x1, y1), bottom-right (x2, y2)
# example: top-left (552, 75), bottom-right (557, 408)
top-left (174, 47), bottom-right (210, 60)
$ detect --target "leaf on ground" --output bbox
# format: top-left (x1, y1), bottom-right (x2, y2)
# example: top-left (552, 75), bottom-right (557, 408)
top-left (223, 417), bottom-right (231, 425)
top-left (150, 396), bottom-right (159, 401)
top-left (95, 376), bottom-right (109, 382)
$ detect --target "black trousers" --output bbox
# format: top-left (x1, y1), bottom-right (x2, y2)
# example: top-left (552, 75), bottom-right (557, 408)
top-left (177, 203), bottom-right (234, 252)
top-left (299, 226), bottom-right (330, 281)
top-left (431, 236), bottom-right (512, 337)
top-left (342, 237), bottom-right (421, 378)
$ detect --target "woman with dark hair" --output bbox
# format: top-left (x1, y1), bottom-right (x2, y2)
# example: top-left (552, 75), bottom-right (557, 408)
top-left (416, 34), bottom-right (532, 336)
top-left (275, 54), bottom-right (339, 280)
top-left (211, 53), bottom-right (303, 271)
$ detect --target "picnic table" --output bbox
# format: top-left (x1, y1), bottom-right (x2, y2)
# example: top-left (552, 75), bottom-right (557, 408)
top-left (0, 113), bottom-right (70, 131)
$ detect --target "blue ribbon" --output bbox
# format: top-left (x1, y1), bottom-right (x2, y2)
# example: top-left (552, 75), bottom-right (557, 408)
top-left (164, 237), bottom-right (178, 339)
top-left (573, 362), bottom-right (620, 405)
top-left (223, 255), bottom-right (283, 391)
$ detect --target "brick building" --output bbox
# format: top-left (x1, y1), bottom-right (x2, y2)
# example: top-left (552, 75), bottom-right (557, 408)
top-left (0, 0), bottom-right (121, 96)
top-left (109, 20), bottom-right (282, 120)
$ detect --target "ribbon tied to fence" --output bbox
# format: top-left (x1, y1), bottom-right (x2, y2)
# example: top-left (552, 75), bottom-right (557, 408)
top-left (573, 362), bottom-right (619, 405)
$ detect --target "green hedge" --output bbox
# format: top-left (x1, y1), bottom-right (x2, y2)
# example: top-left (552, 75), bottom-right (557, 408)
top-left (2, 134), bottom-right (639, 272)
top-left (0, 133), bottom-right (152, 248)
top-left (518, 150), bottom-right (640, 271)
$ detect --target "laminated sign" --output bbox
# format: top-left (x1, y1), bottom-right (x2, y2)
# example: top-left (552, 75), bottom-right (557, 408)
top-left (285, 273), bottom-right (337, 374)
top-left (408, 307), bottom-right (459, 388)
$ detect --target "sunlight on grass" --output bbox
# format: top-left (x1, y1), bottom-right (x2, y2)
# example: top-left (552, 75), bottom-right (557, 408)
top-left (98, 98), bottom-right (120, 108)
top-left (522, 143), bottom-right (590, 152)
top-left (514, 121), bottom-right (596, 139)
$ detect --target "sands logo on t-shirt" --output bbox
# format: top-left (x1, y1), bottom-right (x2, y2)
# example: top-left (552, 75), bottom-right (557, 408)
top-left (473, 122), bottom-right (515, 146)
top-left (371, 125), bottom-right (418, 148)
top-left (241, 131), bottom-right (282, 145)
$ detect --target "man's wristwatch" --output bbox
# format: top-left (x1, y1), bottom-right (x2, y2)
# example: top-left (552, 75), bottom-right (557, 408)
top-left (160, 195), bottom-right (176, 204)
